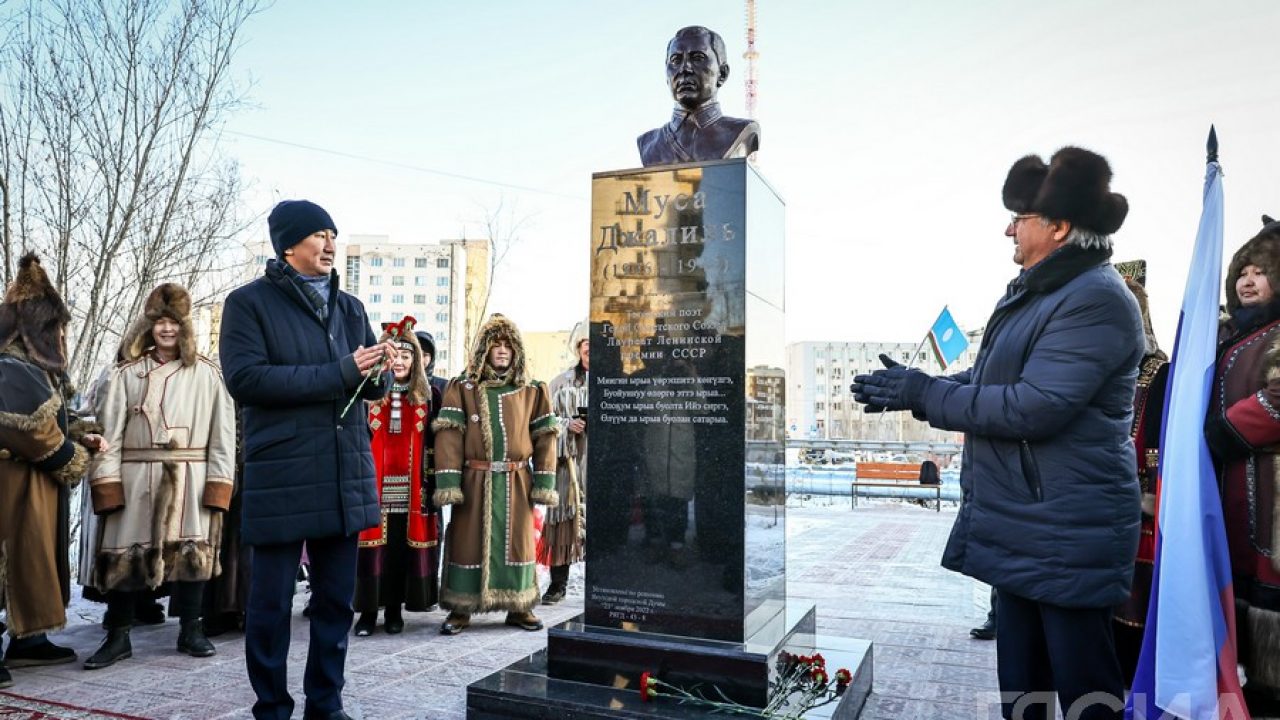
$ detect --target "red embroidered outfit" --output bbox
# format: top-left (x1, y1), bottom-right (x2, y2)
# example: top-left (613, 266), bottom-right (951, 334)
top-left (354, 385), bottom-right (440, 614)
top-left (1206, 223), bottom-right (1280, 704)
top-left (1114, 353), bottom-right (1167, 681)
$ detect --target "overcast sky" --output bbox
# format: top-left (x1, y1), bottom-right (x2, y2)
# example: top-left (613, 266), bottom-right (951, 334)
top-left (222, 0), bottom-right (1280, 347)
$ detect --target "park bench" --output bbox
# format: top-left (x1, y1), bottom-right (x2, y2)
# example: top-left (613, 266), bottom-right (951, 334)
top-left (850, 461), bottom-right (941, 512)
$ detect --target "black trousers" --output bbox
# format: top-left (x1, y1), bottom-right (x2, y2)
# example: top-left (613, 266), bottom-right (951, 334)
top-left (106, 581), bottom-right (204, 628)
top-left (996, 590), bottom-right (1124, 720)
top-left (245, 534), bottom-right (357, 720)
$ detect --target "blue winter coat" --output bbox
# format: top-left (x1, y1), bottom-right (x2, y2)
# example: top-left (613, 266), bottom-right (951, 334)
top-left (219, 261), bottom-right (389, 546)
top-left (923, 246), bottom-right (1143, 608)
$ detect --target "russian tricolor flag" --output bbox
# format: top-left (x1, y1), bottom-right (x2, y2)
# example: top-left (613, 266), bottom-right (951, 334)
top-left (1126, 129), bottom-right (1250, 720)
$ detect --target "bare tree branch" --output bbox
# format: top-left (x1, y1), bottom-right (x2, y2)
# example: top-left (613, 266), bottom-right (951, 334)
top-left (0, 0), bottom-right (263, 388)
top-left (463, 195), bottom-right (534, 349)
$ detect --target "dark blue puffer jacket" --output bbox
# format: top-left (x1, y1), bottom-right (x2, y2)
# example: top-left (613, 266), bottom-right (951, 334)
top-left (924, 246), bottom-right (1144, 608)
top-left (219, 261), bottom-right (389, 546)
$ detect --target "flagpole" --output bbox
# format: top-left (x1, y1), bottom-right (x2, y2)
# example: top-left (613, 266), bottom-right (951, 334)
top-left (906, 334), bottom-right (929, 368)
top-left (1126, 123), bottom-right (1244, 719)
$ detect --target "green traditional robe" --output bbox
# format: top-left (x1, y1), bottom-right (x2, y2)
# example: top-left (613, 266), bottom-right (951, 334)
top-left (433, 377), bottom-right (558, 613)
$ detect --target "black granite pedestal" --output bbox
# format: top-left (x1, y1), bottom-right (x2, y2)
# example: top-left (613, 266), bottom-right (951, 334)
top-left (468, 630), bottom-right (872, 719)
top-left (468, 159), bottom-right (871, 718)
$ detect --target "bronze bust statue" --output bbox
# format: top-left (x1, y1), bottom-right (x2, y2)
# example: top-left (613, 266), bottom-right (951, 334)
top-left (637, 26), bottom-right (760, 167)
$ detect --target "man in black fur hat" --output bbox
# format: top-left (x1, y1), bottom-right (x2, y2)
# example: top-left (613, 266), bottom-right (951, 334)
top-left (854, 147), bottom-right (1143, 720)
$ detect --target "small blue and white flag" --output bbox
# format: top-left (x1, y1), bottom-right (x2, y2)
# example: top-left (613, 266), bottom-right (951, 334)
top-left (927, 307), bottom-right (968, 370)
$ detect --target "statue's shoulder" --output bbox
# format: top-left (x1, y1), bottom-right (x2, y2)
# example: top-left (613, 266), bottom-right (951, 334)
top-left (718, 115), bottom-right (758, 133)
top-left (637, 126), bottom-right (664, 152)
top-left (716, 116), bottom-right (760, 157)
top-left (637, 125), bottom-right (677, 167)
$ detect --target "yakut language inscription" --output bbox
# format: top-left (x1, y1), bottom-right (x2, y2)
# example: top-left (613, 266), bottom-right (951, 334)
top-left (597, 374), bottom-right (733, 426)
top-left (586, 159), bottom-right (768, 642)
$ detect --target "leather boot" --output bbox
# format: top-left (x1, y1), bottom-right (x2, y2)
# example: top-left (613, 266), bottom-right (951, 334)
top-left (177, 619), bottom-right (216, 658)
top-left (969, 617), bottom-right (997, 640)
top-left (383, 606), bottom-right (404, 635)
top-left (0, 662), bottom-right (12, 689)
top-left (542, 565), bottom-right (569, 605)
top-left (440, 612), bottom-right (470, 635)
top-left (4, 635), bottom-right (77, 667)
top-left (84, 628), bottom-right (132, 670)
top-left (504, 611), bottom-right (544, 631)
top-left (353, 612), bottom-right (377, 637)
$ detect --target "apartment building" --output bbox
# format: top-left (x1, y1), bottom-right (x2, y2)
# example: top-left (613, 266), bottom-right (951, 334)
top-left (785, 332), bottom-right (981, 441)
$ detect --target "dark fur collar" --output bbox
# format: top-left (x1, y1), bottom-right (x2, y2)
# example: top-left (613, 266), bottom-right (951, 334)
top-left (1226, 298), bottom-right (1280, 339)
top-left (1022, 245), bottom-right (1114, 294)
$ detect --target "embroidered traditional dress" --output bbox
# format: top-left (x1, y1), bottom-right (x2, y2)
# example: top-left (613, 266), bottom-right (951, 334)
top-left (1202, 225), bottom-right (1280, 701)
top-left (539, 364), bottom-right (588, 568)
top-left (1114, 353), bottom-right (1168, 681)
top-left (354, 384), bottom-right (439, 612)
top-left (1212, 315), bottom-right (1280, 692)
top-left (433, 376), bottom-right (558, 613)
top-left (432, 314), bottom-right (559, 617)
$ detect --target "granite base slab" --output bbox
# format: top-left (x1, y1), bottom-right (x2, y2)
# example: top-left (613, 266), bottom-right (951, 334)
top-left (547, 604), bottom-right (811, 707)
top-left (466, 634), bottom-right (872, 719)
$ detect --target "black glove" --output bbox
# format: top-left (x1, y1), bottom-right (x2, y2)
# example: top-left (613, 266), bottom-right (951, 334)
top-left (852, 353), bottom-right (931, 413)
top-left (851, 354), bottom-right (902, 413)
top-left (1204, 414), bottom-right (1251, 462)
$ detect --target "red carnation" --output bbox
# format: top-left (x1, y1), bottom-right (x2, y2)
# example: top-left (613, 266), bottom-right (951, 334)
top-left (835, 668), bottom-right (853, 686)
top-left (812, 653), bottom-right (826, 668)
top-left (811, 667), bottom-right (828, 685)
top-left (639, 671), bottom-right (657, 702)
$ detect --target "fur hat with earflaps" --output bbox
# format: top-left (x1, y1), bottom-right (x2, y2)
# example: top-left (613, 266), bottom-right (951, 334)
top-left (0, 253), bottom-right (73, 373)
top-left (1225, 215), bottom-right (1280, 312)
top-left (1002, 147), bottom-right (1129, 237)
top-left (465, 313), bottom-right (530, 386)
top-left (119, 283), bottom-right (198, 366)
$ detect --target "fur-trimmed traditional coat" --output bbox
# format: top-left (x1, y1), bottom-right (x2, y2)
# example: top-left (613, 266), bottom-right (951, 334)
top-left (1211, 224), bottom-right (1280, 690)
top-left (89, 354), bottom-right (236, 591)
top-left (540, 364), bottom-right (588, 567)
top-left (1212, 315), bottom-right (1280, 688)
top-left (433, 377), bottom-right (559, 613)
top-left (0, 349), bottom-right (90, 637)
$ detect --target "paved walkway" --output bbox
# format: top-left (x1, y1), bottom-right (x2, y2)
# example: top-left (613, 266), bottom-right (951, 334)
top-left (6, 499), bottom-right (1000, 719)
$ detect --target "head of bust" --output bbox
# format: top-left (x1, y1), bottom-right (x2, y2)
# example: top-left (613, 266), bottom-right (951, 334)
top-left (665, 26), bottom-right (729, 110)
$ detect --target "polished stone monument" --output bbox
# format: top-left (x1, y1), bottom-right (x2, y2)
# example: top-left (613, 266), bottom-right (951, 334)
top-left (466, 26), bottom-right (867, 720)
top-left (467, 159), bottom-right (871, 719)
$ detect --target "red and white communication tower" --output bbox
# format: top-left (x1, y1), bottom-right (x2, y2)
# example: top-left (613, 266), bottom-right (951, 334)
top-left (744, 0), bottom-right (759, 119)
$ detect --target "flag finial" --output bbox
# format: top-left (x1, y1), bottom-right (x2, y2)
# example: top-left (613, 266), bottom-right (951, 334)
top-left (1207, 125), bottom-right (1218, 164)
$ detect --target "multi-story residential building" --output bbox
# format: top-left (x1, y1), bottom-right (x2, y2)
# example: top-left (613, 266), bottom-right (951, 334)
top-left (343, 235), bottom-right (469, 377)
top-left (785, 331), bottom-right (982, 441)
top-left (747, 365), bottom-right (786, 442)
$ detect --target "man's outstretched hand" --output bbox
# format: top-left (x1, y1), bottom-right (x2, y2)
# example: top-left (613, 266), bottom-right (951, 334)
top-left (851, 353), bottom-right (930, 412)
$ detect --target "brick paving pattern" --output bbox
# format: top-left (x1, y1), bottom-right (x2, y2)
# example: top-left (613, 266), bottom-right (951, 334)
top-left (8, 500), bottom-right (1000, 719)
